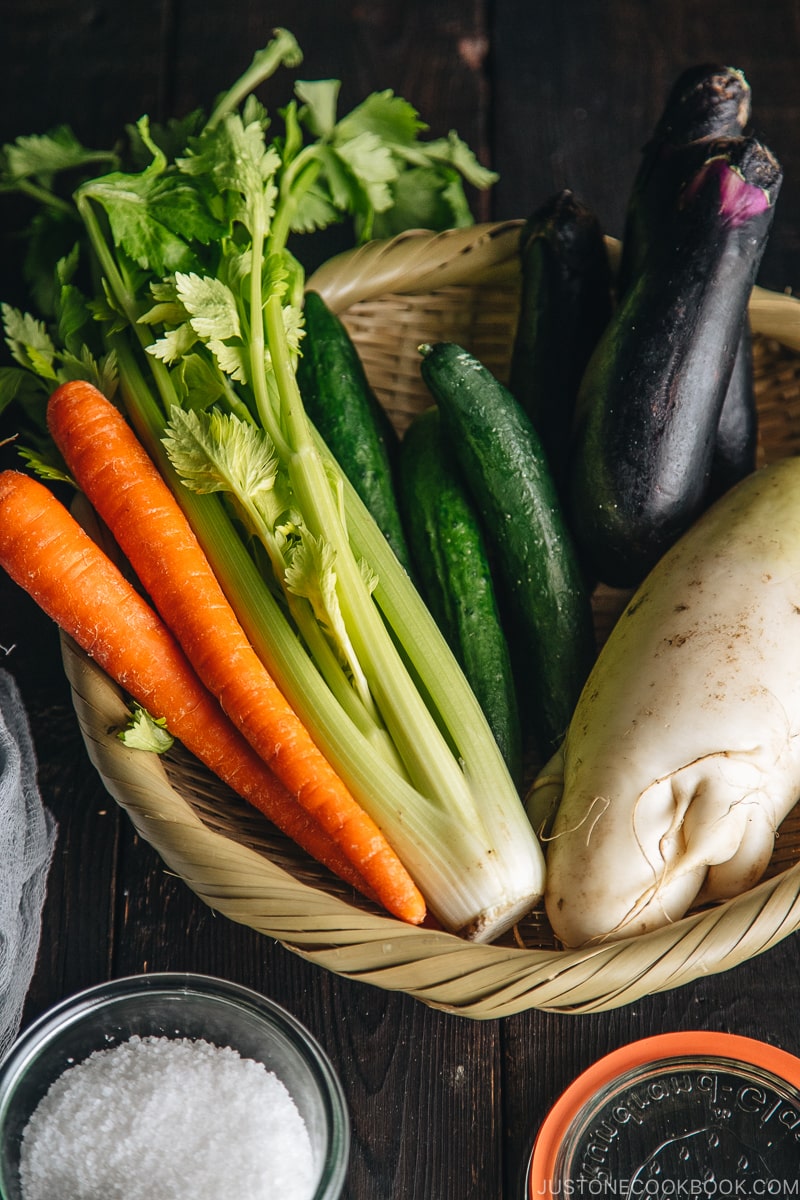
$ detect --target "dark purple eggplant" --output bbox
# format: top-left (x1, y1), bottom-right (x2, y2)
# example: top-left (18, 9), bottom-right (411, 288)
top-left (507, 190), bottom-right (612, 491)
top-left (655, 61), bottom-right (751, 136)
top-left (617, 64), bottom-right (758, 503)
top-left (707, 319), bottom-right (757, 501)
top-left (617, 63), bottom-right (752, 296)
top-left (568, 135), bottom-right (782, 588)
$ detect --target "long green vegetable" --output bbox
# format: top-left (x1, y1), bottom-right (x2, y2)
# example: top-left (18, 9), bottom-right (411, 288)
top-left (0, 30), bottom-right (544, 941)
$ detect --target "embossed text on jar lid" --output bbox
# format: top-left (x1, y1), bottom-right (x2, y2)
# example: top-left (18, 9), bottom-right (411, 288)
top-left (528, 1031), bottom-right (800, 1196)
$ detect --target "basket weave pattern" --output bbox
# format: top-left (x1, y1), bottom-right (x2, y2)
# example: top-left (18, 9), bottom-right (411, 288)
top-left (62, 223), bottom-right (800, 1017)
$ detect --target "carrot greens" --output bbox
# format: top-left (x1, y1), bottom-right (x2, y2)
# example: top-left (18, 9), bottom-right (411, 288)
top-left (0, 29), bottom-right (544, 939)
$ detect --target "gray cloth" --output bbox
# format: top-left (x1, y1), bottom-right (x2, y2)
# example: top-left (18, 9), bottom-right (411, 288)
top-left (0, 668), bottom-right (57, 1060)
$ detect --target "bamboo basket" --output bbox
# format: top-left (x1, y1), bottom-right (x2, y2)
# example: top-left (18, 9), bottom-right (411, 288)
top-left (61, 221), bottom-right (800, 1018)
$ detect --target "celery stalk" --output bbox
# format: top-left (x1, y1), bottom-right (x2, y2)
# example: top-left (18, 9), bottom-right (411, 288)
top-left (115, 338), bottom-right (544, 942)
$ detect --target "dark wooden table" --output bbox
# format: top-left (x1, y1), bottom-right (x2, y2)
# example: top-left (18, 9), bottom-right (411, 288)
top-left (3, 4), bottom-right (800, 1197)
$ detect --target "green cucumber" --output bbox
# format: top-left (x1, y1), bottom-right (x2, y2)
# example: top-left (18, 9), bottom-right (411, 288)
top-left (397, 406), bottom-right (522, 782)
top-left (297, 290), bottom-right (413, 573)
top-left (419, 342), bottom-right (596, 756)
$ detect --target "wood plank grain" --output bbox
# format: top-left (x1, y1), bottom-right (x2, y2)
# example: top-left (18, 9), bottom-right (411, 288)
top-left (0, 1), bottom-right (167, 145)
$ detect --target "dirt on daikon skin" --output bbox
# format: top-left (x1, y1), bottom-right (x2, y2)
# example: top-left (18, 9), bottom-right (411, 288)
top-left (531, 458), bottom-right (800, 949)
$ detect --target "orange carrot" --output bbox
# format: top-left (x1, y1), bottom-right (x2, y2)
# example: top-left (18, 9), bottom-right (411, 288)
top-left (47, 381), bottom-right (426, 926)
top-left (0, 468), bottom-right (383, 904)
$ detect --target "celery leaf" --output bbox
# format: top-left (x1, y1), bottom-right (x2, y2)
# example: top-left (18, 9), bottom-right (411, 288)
top-left (145, 322), bottom-right (197, 365)
top-left (1, 126), bottom-right (117, 189)
top-left (176, 272), bottom-right (242, 342)
top-left (163, 405), bottom-right (280, 504)
top-left (80, 119), bottom-right (224, 276)
top-left (207, 339), bottom-right (248, 382)
top-left (289, 184), bottom-right (341, 234)
top-left (294, 79), bottom-right (341, 138)
top-left (179, 116), bottom-right (280, 238)
top-left (423, 130), bottom-right (499, 189)
top-left (126, 111), bottom-right (206, 170)
top-left (18, 446), bottom-right (75, 486)
top-left (371, 167), bottom-right (474, 239)
top-left (332, 130), bottom-right (397, 214)
top-left (2, 306), bottom-right (58, 379)
top-left (334, 90), bottom-right (427, 148)
top-left (119, 705), bottom-right (175, 753)
top-left (172, 353), bottom-right (231, 411)
top-left (284, 532), bottom-right (341, 640)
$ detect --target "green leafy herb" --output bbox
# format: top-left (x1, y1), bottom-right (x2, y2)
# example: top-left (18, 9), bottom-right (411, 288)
top-left (0, 125), bottom-right (118, 203)
top-left (119, 705), bottom-right (175, 753)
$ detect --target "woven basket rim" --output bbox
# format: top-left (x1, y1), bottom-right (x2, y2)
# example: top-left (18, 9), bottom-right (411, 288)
top-left (64, 221), bottom-right (800, 1019)
top-left (307, 221), bottom-right (800, 350)
top-left (62, 631), bottom-right (800, 1017)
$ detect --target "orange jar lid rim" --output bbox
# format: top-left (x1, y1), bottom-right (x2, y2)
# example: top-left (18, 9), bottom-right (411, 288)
top-left (529, 1030), bottom-right (800, 1195)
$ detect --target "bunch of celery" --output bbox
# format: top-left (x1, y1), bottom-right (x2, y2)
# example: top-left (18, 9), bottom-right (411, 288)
top-left (0, 29), bottom-right (544, 940)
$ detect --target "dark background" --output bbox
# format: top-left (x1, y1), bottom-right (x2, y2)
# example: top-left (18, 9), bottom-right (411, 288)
top-left (2, 4), bottom-right (800, 1197)
top-left (4, 3), bottom-right (800, 292)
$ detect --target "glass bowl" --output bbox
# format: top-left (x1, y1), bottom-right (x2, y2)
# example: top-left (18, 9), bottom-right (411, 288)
top-left (0, 972), bottom-right (350, 1200)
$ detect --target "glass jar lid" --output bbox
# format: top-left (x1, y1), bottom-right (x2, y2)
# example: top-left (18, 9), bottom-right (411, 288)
top-left (528, 1031), bottom-right (800, 1196)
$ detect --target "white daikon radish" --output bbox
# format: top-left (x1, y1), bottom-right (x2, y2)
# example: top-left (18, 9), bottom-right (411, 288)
top-left (529, 457), bottom-right (800, 947)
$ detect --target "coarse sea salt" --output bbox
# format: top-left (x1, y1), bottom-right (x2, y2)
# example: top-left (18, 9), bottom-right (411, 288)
top-left (18, 1034), bottom-right (315, 1200)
